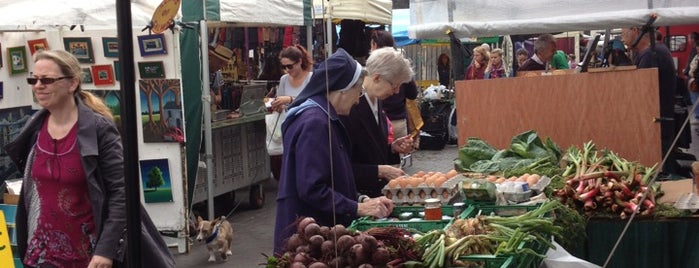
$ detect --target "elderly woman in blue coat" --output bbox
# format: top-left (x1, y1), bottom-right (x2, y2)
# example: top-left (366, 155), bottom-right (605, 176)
top-left (273, 48), bottom-right (394, 254)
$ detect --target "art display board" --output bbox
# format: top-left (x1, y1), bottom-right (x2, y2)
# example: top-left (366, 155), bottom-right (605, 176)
top-left (454, 68), bottom-right (662, 167)
top-left (0, 29), bottom-right (187, 252)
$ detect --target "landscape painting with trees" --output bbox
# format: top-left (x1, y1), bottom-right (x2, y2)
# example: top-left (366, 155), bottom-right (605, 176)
top-left (139, 158), bottom-right (173, 203)
top-left (139, 79), bottom-right (184, 143)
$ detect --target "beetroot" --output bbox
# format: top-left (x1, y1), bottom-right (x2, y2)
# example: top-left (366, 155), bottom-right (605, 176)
top-left (319, 226), bottom-right (331, 239)
top-left (285, 233), bottom-right (305, 253)
top-left (308, 262), bottom-right (329, 268)
top-left (371, 247), bottom-right (390, 264)
top-left (357, 264), bottom-right (374, 268)
top-left (320, 239), bottom-right (335, 257)
top-left (329, 224), bottom-right (348, 238)
top-left (297, 217), bottom-right (317, 235)
top-left (290, 262), bottom-right (307, 268)
top-left (349, 243), bottom-right (368, 264)
top-left (304, 223), bottom-right (322, 240)
top-left (335, 235), bottom-right (356, 254)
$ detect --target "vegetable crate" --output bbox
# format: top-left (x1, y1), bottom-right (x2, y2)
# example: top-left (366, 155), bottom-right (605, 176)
top-left (460, 204), bottom-right (548, 268)
top-left (349, 205), bottom-right (456, 233)
top-left (455, 254), bottom-right (515, 268)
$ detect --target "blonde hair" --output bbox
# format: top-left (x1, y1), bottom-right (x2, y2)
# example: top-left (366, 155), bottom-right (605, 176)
top-left (34, 50), bottom-right (114, 121)
top-left (473, 46), bottom-right (490, 65)
top-left (365, 47), bottom-right (414, 85)
top-left (485, 48), bottom-right (504, 73)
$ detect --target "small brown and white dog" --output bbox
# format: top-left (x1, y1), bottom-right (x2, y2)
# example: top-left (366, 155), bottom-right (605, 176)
top-left (196, 215), bottom-right (234, 262)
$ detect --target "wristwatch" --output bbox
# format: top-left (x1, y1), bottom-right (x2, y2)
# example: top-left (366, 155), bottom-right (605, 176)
top-left (358, 195), bottom-right (370, 203)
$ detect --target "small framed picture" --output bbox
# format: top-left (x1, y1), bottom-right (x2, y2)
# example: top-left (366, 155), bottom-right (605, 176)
top-left (114, 61), bottom-right (121, 81)
top-left (81, 67), bottom-right (93, 83)
top-left (27, 38), bottom-right (49, 55)
top-left (91, 64), bottom-right (114, 86)
top-left (63, 37), bottom-right (94, 63)
top-left (7, 46), bottom-right (28, 75)
top-left (0, 81), bottom-right (4, 99)
top-left (102, 37), bottom-right (119, 58)
top-left (0, 42), bottom-right (4, 68)
top-left (138, 61), bottom-right (165, 78)
top-left (137, 34), bottom-right (167, 56)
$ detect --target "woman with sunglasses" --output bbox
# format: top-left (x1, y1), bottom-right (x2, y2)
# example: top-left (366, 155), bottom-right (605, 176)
top-left (267, 45), bottom-right (313, 181)
top-left (4, 50), bottom-right (174, 268)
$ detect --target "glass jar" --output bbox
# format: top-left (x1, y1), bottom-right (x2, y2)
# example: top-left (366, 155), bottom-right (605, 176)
top-left (424, 198), bottom-right (442, 220)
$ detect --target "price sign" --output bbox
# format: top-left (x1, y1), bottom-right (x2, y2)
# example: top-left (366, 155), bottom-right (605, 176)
top-left (0, 211), bottom-right (14, 268)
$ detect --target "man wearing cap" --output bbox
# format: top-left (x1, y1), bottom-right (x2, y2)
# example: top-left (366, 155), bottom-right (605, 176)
top-left (273, 48), bottom-right (394, 254)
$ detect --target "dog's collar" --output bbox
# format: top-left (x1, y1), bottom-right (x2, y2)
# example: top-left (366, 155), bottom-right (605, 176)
top-left (205, 221), bottom-right (222, 244)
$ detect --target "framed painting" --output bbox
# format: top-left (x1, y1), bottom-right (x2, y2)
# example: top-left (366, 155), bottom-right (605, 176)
top-left (7, 46), bottom-right (28, 75)
top-left (91, 64), bottom-right (114, 86)
top-left (138, 61), bottom-right (165, 78)
top-left (63, 37), bottom-right (94, 63)
top-left (0, 41), bottom-right (3, 68)
top-left (137, 34), bottom-right (167, 56)
top-left (27, 38), bottom-right (49, 55)
top-left (0, 81), bottom-right (3, 99)
top-left (102, 37), bottom-right (119, 58)
top-left (81, 67), bottom-right (93, 83)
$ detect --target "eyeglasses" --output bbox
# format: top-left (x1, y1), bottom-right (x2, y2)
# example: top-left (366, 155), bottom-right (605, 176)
top-left (281, 62), bottom-right (297, 70)
top-left (27, 76), bottom-right (73, 85)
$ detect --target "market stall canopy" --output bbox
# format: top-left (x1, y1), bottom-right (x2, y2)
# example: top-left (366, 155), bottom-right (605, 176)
top-left (312, 0), bottom-right (392, 25)
top-left (407, 0), bottom-right (699, 39)
top-left (185, 0), bottom-right (307, 26)
top-left (0, 0), bottom-right (160, 30)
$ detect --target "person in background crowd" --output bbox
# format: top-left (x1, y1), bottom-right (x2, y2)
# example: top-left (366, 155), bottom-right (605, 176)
top-left (485, 48), bottom-right (507, 79)
top-left (516, 48), bottom-right (530, 67)
top-left (551, 50), bottom-right (570, 69)
top-left (3, 50), bottom-right (174, 268)
top-left (437, 53), bottom-right (451, 87)
top-left (273, 48), bottom-right (394, 254)
top-left (687, 40), bottom-right (699, 121)
top-left (267, 45), bottom-right (313, 181)
top-left (621, 26), bottom-right (678, 174)
top-left (342, 47), bottom-right (415, 198)
top-left (465, 45), bottom-right (489, 80)
top-left (683, 32), bottom-right (698, 78)
top-left (519, 33), bottom-right (557, 71)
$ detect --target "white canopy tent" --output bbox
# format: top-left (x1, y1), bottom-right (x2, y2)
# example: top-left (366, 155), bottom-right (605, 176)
top-left (407, 0), bottom-right (699, 39)
top-left (0, 0), bottom-right (159, 30)
top-left (312, 0), bottom-right (392, 24)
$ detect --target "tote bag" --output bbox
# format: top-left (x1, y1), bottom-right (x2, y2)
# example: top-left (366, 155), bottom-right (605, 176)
top-left (265, 110), bottom-right (285, 156)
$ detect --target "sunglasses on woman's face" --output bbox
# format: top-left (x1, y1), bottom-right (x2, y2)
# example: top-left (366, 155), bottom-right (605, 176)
top-left (27, 76), bottom-right (73, 85)
top-left (281, 62), bottom-right (297, 70)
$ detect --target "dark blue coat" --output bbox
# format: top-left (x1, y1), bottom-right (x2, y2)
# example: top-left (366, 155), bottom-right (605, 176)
top-left (274, 95), bottom-right (359, 254)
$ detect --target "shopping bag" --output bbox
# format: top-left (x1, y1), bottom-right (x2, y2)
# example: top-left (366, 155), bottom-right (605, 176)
top-left (265, 110), bottom-right (285, 156)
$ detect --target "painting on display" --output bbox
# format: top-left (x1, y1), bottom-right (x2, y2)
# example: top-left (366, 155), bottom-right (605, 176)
top-left (138, 61), bottom-right (165, 78)
top-left (85, 89), bottom-right (122, 133)
top-left (81, 68), bottom-right (93, 84)
top-left (139, 158), bottom-right (174, 203)
top-left (27, 38), bottom-right (49, 55)
top-left (63, 37), bottom-right (94, 63)
top-left (138, 79), bottom-right (183, 143)
top-left (137, 34), bottom-right (167, 56)
top-left (91, 64), bottom-right (114, 86)
top-left (7, 46), bottom-right (28, 75)
top-left (0, 106), bottom-right (34, 180)
top-left (102, 37), bottom-right (119, 58)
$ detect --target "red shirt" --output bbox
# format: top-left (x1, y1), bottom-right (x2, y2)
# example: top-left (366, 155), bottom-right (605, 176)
top-left (26, 120), bottom-right (96, 268)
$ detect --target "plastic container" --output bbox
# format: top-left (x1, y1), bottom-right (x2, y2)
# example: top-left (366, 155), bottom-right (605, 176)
top-left (459, 177), bottom-right (497, 202)
top-left (457, 254), bottom-right (514, 268)
top-left (348, 205), bottom-right (455, 233)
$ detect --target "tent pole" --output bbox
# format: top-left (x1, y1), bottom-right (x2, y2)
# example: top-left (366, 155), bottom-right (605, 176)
top-left (200, 20), bottom-right (215, 220)
top-left (326, 15), bottom-right (332, 58)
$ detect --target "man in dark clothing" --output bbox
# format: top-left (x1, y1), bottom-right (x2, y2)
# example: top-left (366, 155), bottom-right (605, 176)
top-left (622, 26), bottom-right (678, 174)
top-left (518, 33), bottom-right (557, 71)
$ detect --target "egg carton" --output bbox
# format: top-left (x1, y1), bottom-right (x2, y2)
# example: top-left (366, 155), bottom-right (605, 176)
top-left (383, 177), bottom-right (460, 206)
top-left (674, 192), bottom-right (699, 211)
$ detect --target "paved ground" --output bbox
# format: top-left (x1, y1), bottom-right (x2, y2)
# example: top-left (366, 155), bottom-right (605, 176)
top-left (173, 145), bottom-right (460, 267)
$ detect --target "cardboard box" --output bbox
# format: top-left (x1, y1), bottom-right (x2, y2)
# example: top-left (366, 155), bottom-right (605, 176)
top-left (3, 193), bottom-right (18, 205)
